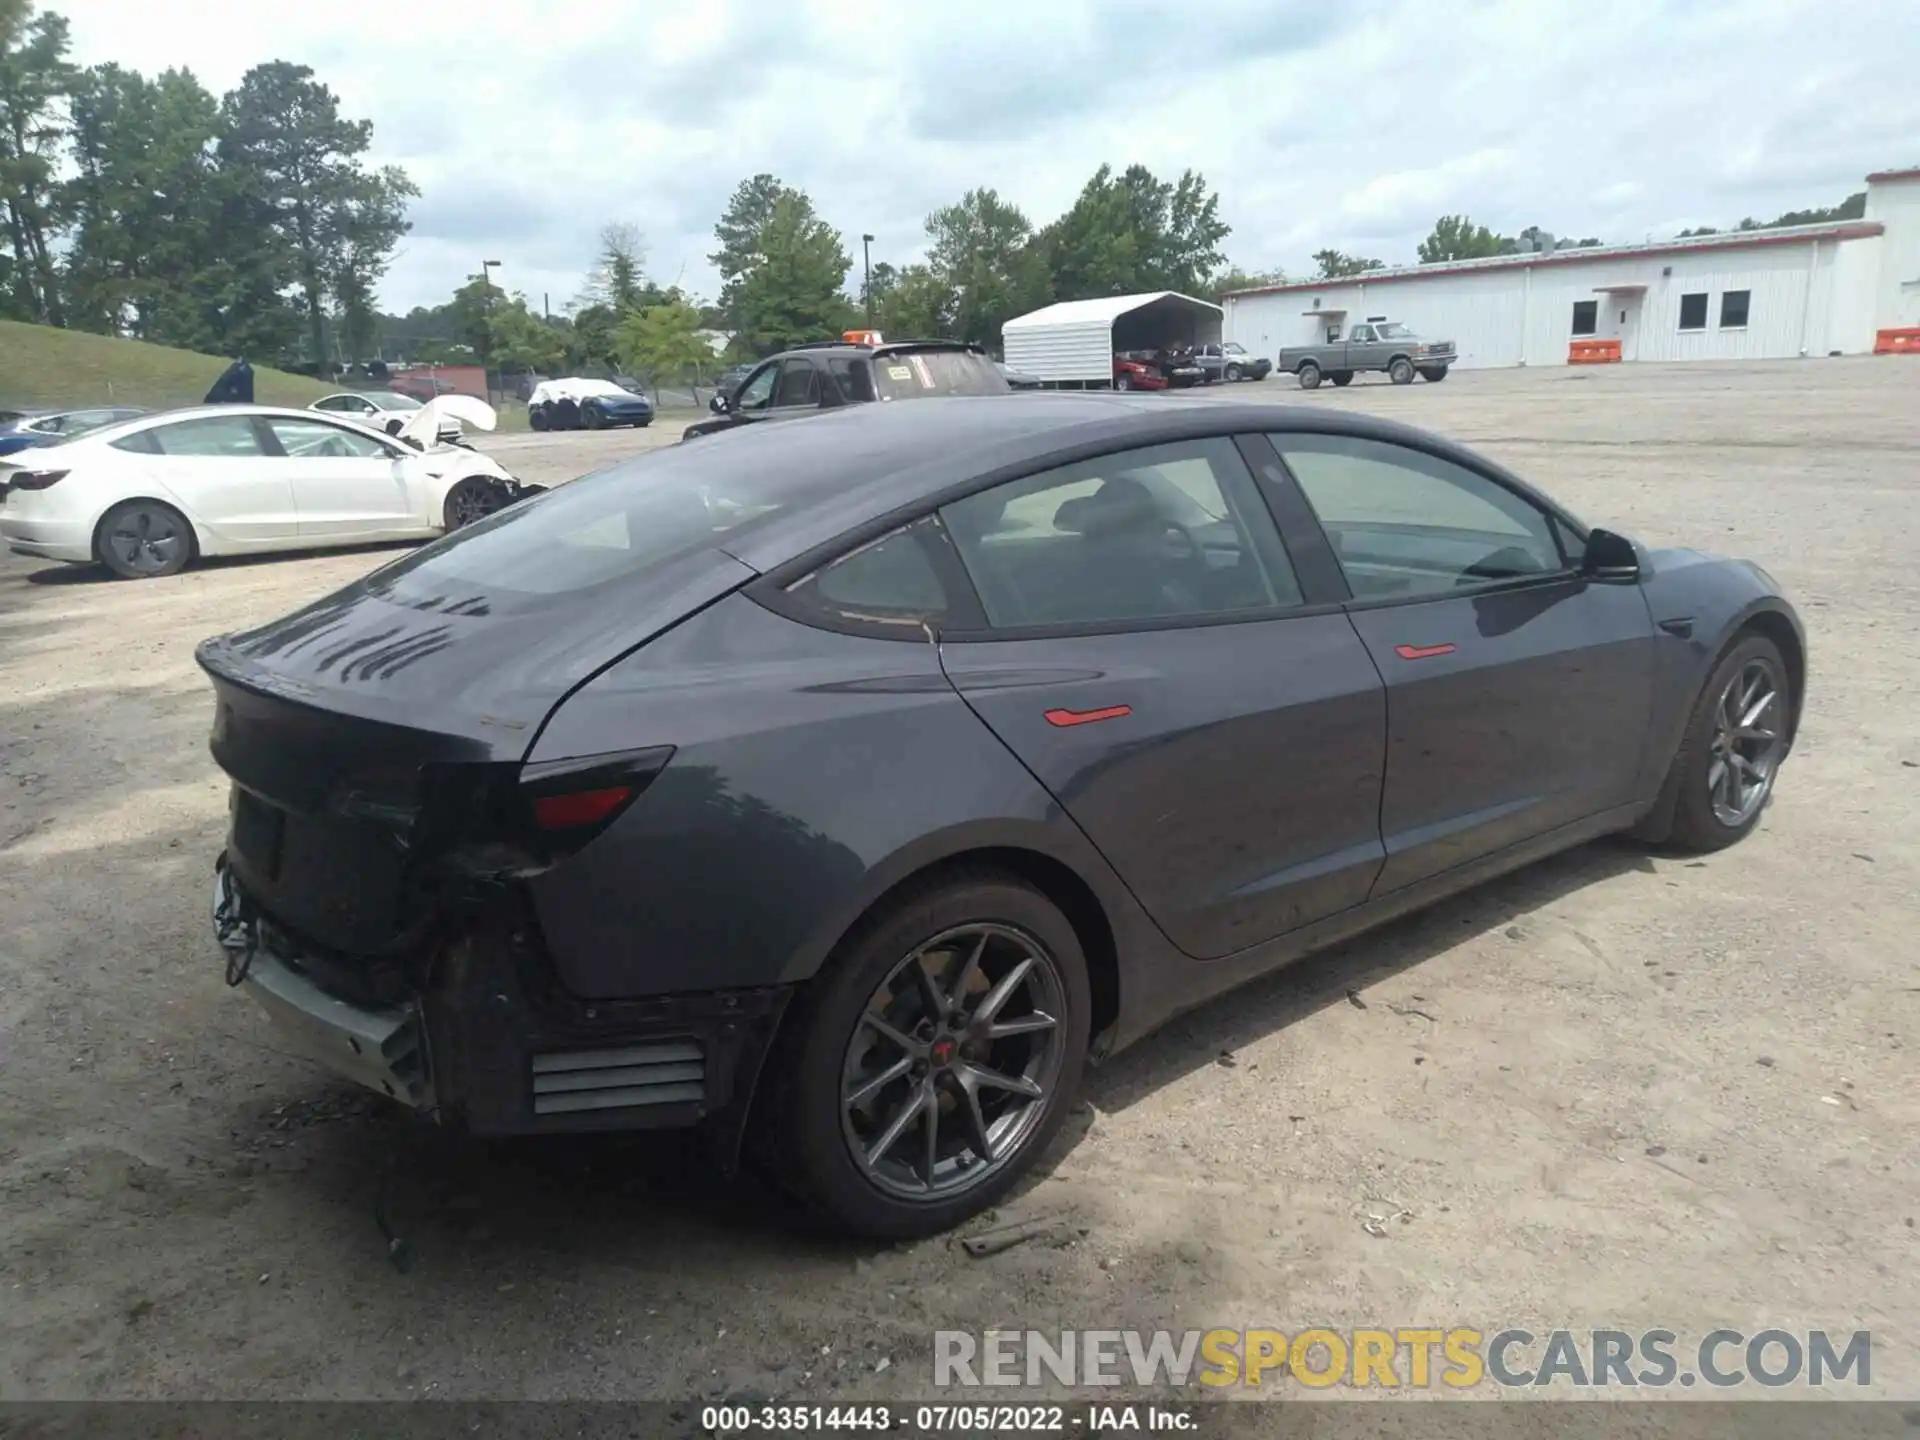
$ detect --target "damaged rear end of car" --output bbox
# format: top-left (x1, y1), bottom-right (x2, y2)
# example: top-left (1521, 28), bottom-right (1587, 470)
top-left (197, 461), bottom-right (803, 1149)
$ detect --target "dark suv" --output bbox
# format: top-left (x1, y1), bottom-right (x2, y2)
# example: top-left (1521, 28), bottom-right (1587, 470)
top-left (683, 338), bottom-right (1009, 440)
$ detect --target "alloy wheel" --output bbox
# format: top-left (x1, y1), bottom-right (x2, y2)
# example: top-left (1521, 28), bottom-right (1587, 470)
top-left (105, 504), bottom-right (187, 576)
top-left (1707, 659), bottom-right (1785, 826)
top-left (840, 923), bottom-right (1066, 1201)
top-left (447, 481), bottom-right (502, 529)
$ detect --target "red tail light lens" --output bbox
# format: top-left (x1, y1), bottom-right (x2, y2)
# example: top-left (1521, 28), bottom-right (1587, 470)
top-left (8, 469), bottom-right (68, 491)
top-left (531, 785), bottom-right (634, 831)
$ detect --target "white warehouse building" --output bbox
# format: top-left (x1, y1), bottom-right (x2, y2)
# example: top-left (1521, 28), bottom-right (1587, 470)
top-left (1224, 166), bottom-right (1920, 371)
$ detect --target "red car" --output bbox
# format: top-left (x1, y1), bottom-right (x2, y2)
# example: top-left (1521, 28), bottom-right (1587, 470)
top-left (1112, 356), bottom-right (1168, 391)
top-left (1112, 349), bottom-right (1205, 391)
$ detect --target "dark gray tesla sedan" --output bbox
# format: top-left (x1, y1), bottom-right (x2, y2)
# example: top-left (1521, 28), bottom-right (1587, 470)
top-left (199, 393), bottom-right (1804, 1237)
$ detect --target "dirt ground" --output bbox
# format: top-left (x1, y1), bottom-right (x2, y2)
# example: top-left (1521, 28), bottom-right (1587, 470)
top-left (1, 360), bottom-right (1915, 1404)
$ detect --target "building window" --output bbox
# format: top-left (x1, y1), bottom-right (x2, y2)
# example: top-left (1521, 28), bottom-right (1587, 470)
top-left (1678, 293), bottom-right (1709, 331)
top-left (1719, 290), bottom-right (1750, 328)
top-left (1570, 300), bottom-right (1598, 336)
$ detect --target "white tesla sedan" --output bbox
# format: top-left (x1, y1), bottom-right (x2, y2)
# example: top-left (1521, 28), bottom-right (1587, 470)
top-left (310, 389), bottom-right (464, 445)
top-left (0, 399), bottom-right (539, 579)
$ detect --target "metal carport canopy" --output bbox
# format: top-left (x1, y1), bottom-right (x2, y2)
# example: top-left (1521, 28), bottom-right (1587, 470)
top-left (1002, 290), bottom-right (1223, 383)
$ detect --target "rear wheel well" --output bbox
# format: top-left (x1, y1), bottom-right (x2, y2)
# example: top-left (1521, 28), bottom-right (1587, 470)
top-left (823, 849), bottom-right (1120, 1048)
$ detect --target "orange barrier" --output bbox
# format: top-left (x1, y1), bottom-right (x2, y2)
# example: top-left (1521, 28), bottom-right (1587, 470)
top-left (1873, 327), bottom-right (1920, 355)
top-left (1568, 338), bottom-right (1623, 364)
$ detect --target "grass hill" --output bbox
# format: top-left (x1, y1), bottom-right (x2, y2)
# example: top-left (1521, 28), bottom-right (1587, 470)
top-left (0, 320), bottom-right (335, 411)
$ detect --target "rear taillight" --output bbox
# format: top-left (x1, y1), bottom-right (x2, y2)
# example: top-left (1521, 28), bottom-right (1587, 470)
top-left (518, 746), bottom-right (674, 841)
top-left (8, 469), bottom-right (67, 491)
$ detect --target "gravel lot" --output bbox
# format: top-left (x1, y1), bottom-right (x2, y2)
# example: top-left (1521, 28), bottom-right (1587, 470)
top-left (1, 359), bottom-right (1915, 1402)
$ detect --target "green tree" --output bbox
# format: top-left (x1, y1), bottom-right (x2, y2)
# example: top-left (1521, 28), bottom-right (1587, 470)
top-left (1312, 249), bottom-right (1384, 280)
top-left (1039, 163), bottom-right (1230, 301)
top-left (0, 1), bottom-right (74, 323)
top-left (874, 262), bottom-right (951, 341)
top-left (581, 221), bottom-right (664, 315)
top-left (1211, 265), bottom-right (1287, 301)
top-left (217, 61), bottom-right (413, 369)
top-left (617, 299), bottom-right (712, 392)
top-left (725, 189), bottom-right (851, 355)
top-left (710, 172), bottom-right (796, 332)
top-left (569, 301), bottom-right (621, 369)
top-left (486, 295), bottom-right (566, 373)
top-left (324, 166), bottom-right (415, 364)
top-left (1418, 214), bottom-right (1505, 263)
top-left (448, 274), bottom-right (506, 367)
top-left (925, 187), bottom-right (1049, 347)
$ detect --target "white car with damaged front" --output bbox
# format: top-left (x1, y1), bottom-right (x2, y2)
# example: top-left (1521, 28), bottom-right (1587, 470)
top-left (0, 398), bottom-right (539, 579)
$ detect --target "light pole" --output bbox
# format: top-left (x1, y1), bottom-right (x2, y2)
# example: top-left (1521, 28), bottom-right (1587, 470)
top-left (862, 234), bottom-right (875, 327)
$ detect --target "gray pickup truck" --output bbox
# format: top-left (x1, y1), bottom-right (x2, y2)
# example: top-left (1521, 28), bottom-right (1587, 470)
top-left (1278, 318), bottom-right (1456, 389)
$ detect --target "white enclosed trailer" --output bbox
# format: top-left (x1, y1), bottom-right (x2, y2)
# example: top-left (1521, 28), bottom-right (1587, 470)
top-left (1002, 291), bottom-right (1224, 387)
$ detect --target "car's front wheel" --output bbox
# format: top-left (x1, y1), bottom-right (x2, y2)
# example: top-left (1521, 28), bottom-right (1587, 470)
top-left (529, 406), bottom-right (550, 432)
top-left (1225, 364), bottom-right (1242, 382)
top-left (442, 476), bottom-right (507, 531)
top-left (1114, 372), bottom-right (1132, 391)
top-left (1661, 634), bottom-right (1791, 851)
top-left (1420, 366), bottom-right (1449, 383)
top-left (95, 499), bottom-right (195, 579)
top-left (763, 871), bottom-right (1090, 1238)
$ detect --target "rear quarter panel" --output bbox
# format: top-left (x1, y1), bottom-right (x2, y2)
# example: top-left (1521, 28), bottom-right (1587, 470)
top-left (524, 593), bottom-right (1155, 1001)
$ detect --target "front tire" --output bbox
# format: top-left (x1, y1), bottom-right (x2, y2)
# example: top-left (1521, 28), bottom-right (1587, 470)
top-left (1662, 635), bottom-right (1790, 852)
top-left (529, 406), bottom-right (550, 432)
top-left (1389, 357), bottom-right (1416, 385)
top-left (95, 499), bottom-right (195, 579)
top-left (1296, 361), bottom-right (1322, 390)
top-left (1330, 371), bottom-right (1353, 387)
top-left (762, 872), bottom-right (1091, 1238)
top-left (1225, 364), bottom-right (1242, 382)
top-left (442, 476), bottom-right (507, 531)
top-left (1114, 373), bottom-right (1133, 391)
top-left (582, 404), bottom-right (604, 430)
top-left (1420, 366), bottom-right (1449, 383)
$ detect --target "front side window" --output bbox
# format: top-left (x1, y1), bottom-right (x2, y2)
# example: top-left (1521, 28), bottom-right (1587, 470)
top-left (1678, 293), bottom-right (1709, 331)
top-left (1720, 290), bottom-right (1750, 328)
top-left (1349, 325), bottom-right (1376, 342)
top-left (263, 416), bottom-right (392, 459)
top-left (146, 416), bottom-right (265, 458)
top-left (773, 361), bottom-right (821, 409)
top-left (941, 436), bottom-right (1303, 630)
top-left (781, 517), bottom-right (953, 634)
top-left (827, 356), bottom-right (876, 403)
top-left (1273, 433), bottom-right (1564, 601)
top-left (735, 363), bottom-right (778, 412)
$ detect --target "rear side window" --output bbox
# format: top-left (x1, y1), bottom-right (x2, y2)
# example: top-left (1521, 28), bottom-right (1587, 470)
top-left (779, 517), bottom-right (954, 636)
top-left (145, 416), bottom-right (265, 457)
top-left (827, 357), bottom-right (876, 403)
top-left (871, 349), bottom-right (1009, 400)
top-left (941, 436), bottom-right (1303, 630)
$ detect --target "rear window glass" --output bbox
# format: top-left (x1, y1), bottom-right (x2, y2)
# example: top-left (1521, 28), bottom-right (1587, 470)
top-left (871, 349), bottom-right (1009, 401)
top-left (374, 439), bottom-right (839, 600)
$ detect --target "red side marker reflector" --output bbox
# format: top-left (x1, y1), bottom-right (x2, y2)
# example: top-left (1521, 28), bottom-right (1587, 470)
top-left (1394, 643), bottom-right (1457, 661)
top-left (1044, 704), bottom-right (1133, 728)
top-left (532, 785), bottom-right (633, 830)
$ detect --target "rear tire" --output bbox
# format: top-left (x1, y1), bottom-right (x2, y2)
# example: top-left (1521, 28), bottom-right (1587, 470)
top-left (759, 872), bottom-right (1091, 1239)
top-left (1389, 357), bottom-right (1416, 385)
top-left (1296, 362), bottom-right (1322, 390)
top-left (95, 499), bottom-right (195, 579)
top-left (1661, 634), bottom-right (1790, 852)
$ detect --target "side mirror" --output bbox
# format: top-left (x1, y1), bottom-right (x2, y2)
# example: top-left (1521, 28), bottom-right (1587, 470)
top-left (709, 393), bottom-right (729, 415)
top-left (1581, 527), bottom-right (1639, 581)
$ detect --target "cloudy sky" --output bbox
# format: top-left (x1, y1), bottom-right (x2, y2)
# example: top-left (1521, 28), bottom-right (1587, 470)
top-left (55, 0), bottom-right (1920, 315)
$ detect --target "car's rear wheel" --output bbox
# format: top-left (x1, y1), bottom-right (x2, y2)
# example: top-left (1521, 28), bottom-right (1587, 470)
top-left (1330, 371), bottom-right (1353, 387)
top-left (442, 476), bottom-right (507, 531)
top-left (762, 872), bottom-right (1090, 1238)
top-left (1662, 635), bottom-right (1790, 852)
top-left (1296, 361), bottom-right (1322, 390)
top-left (95, 499), bottom-right (195, 579)
top-left (1389, 357), bottom-right (1416, 385)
